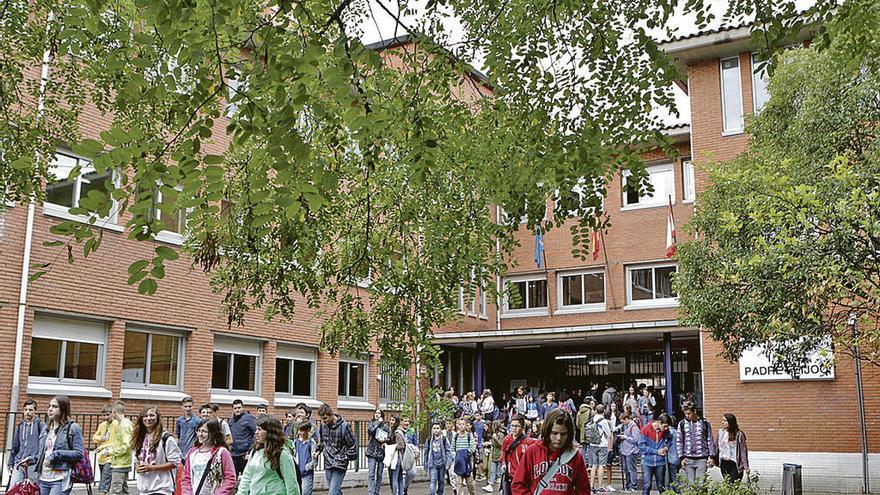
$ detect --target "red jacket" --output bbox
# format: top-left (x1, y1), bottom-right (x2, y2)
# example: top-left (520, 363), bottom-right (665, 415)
top-left (501, 434), bottom-right (536, 479)
top-left (511, 441), bottom-right (590, 495)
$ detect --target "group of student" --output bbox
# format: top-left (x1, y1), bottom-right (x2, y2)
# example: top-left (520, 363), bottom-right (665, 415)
top-left (7, 396), bottom-right (359, 495)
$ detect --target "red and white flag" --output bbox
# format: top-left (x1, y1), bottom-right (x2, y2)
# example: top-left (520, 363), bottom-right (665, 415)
top-left (666, 196), bottom-right (677, 257)
top-left (591, 230), bottom-right (601, 262)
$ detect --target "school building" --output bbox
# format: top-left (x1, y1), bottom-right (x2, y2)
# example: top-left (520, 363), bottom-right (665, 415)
top-left (431, 23), bottom-right (880, 493)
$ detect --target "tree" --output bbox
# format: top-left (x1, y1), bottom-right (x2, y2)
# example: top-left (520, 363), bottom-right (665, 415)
top-left (675, 34), bottom-right (880, 371)
top-left (0, 0), bottom-right (847, 370)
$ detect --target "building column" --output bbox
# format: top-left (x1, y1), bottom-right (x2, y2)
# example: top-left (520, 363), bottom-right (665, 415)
top-left (663, 332), bottom-right (673, 414)
top-left (475, 343), bottom-right (484, 394)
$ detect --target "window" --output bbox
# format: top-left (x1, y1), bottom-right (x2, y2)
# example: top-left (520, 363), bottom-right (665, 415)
top-left (46, 152), bottom-right (116, 221)
top-left (121, 329), bottom-right (183, 388)
top-left (152, 184), bottom-right (186, 235)
top-left (28, 316), bottom-right (106, 385)
top-left (338, 356), bottom-right (368, 400)
top-left (502, 275), bottom-right (548, 315)
top-left (275, 346), bottom-right (316, 398)
top-left (626, 263), bottom-right (678, 307)
top-left (622, 163), bottom-right (675, 209)
top-left (751, 53), bottom-right (770, 114)
top-left (212, 337), bottom-right (261, 394)
top-left (557, 270), bottom-right (605, 311)
top-left (379, 361), bottom-right (409, 404)
top-left (682, 159), bottom-right (695, 202)
top-left (478, 284), bottom-right (487, 318)
top-left (559, 177), bottom-right (605, 218)
top-left (720, 56), bottom-right (744, 133)
top-left (457, 286), bottom-right (466, 314)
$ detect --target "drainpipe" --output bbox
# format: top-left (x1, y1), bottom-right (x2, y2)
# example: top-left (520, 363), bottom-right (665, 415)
top-left (9, 11), bottom-right (54, 446)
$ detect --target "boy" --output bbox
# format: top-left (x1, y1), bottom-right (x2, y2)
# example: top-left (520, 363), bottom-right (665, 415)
top-left (92, 405), bottom-right (113, 495)
top-left (294, 422), bottom-right (317, 495)
top-left (472, 412), bottom-right (487, 481)
top-left (8, 399), bottom-right (45, 485)
top-left (424, 422), bottom-right (453, 495)
top-left (175, 396), bottom-right (200, 457)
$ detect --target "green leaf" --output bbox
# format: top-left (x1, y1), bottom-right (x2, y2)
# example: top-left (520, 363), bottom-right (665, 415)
top-left (204, 154), bottom-right (224, 164)
top-left (155, 245), bottom-right (179, 261)
top-left (138, 278), bottom-right (158, 295)
top-left (128, 259), bottom-right (150, 275)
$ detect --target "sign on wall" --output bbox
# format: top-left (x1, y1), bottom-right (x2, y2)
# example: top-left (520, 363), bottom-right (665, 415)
top-left (739, 346), bottom-right (834, 381)
top-left (608, 357), bottom-right (626, 374)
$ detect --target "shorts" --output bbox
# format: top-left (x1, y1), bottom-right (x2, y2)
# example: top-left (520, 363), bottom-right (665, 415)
top-left (588, 446), bottom-right (609, 466)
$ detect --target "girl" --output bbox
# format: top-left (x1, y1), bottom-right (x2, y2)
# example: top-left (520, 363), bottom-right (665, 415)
top-left (623, 386), bottom-right (640, 416)
top-left (180, 419), bottom-right (236, 495)
top-left (479, 390), bottom-right (496, 420)
top-left (484, 420), bottom-right (504, 493)
top-left (387, 415), bottom-right (407, 495)
top-left (366, 409), bottom-right (389, 495)
top-left (638, 387), bottom-right (656, 426)
top-left (237, 416), bottom-right (299, 495)
top-left (718, 414), bottom-right (749, 482)
top-left (35, 395), bottom-right (84, 495)
top-left (524, 396), bottom-right (539, 421)
top-left (131, 406), bottom-right (182, 495)
top-left (92, 405), bottom-right (113, 495)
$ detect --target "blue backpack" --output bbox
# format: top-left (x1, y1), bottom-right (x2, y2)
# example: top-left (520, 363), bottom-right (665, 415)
top-left (452, 433), bottom-right (473, 477)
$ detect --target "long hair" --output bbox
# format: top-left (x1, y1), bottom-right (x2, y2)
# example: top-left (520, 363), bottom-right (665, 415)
top-left (131, 406), bottom-right (165, 455)
top-left (196, 418), bottom-right (226, 448)
top-left (254, 416), bottom-right (286, 475)
top-left (53, 395), bottom-right (71, 426)
top-left (723, 413), bottom-right (740, 437)
top-left (541, 409), bottom-right (574, 451)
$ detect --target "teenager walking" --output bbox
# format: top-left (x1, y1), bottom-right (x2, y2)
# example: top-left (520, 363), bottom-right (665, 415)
top-left (676, 401), bottom-right (717, 484)
top-left (424, 422), bottom-right (453, 495)
top-left (93, 405), bottom-right (113, 495)
top-left (34, 395), bottom-right (84, 495)
top-left (229, 400), bottom-right (256, 476)
top-left (8, 398), bottom-right (46, 485)
top-left (662, 415), bottom-right (682, 492)
top-left (511, 409), bottom-right (590, 495)
top-left (236, 416), bottom-right (299, 495)
top-left (105, 401), bottom-right (134, 495)
top-left (316, 404), bottom-right (356, 495)
top-left (452, 417), bottom-right (477, 495)
top-left (638, 416), bottom-right (670, 495)
top-left (717, 414), bottom-right (749, 483)
top-left (292, 422), bottom-right (317, 495)
top-left (586, 404), bottom-right (612, 493)
top-left (483, 420), bottom-right (504, 493)
top-left (500, 415), bottom-right (534, 495)
top-left (387, 415), bottom-right (407, 495)
top-left (132, 406), bottom-right (181, 495)
top-left (181, 418), bottom-right (236, 495)
top-left (617, 414), bottom-right (639, 493)
top-left (366, 409), bottom-right (389, 495)
top-left (176, 397), bottom-right (201, 459)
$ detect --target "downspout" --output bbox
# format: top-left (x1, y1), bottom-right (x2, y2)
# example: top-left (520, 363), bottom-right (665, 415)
top-left (10, 11), bottom-right (54, 440)
top-left (495, 205), bottom-right (502, 334)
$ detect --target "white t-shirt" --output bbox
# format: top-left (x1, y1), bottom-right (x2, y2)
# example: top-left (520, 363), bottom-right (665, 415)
top-left (221, 420), bottom-right (232, 441)
top-left (718, 429), bottom-right (737, 462)
top-left (591, 414), bottom-right (612, 448)
top-left (189, 449), bottom-right (218, 495)
top-left (39, 428), bottom-right (65, 482)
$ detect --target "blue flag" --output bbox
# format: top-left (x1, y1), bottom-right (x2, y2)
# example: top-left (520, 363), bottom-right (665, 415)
top-left (534, 228), bottom-right (544, 268)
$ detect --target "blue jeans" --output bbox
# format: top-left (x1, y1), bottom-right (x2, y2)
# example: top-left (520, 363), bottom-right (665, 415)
top-left (489, 460), bottom-right (501, 484)
top-left (367, 457), bottom-right (383, 495)
top-left (389, 466), bottom-right (404, 495)
top-left (667, 463), bottom-right (681, 492)
top-left (642, 463), bottom-right (665, 495)
top-left (582, 444), bottom-right (590, 468)
top-left (38, 479), bottom-right (66, 495)
top-left (640, 414), bottom-right (653, 427)
top-left (300, 473), bottom-right (314, 495)
top-left (428, 465), bottom-right (446, 495)
top-left (620, 453), bottom-right (638, 491)
top-left (325, 467), bottom-right (346, 495)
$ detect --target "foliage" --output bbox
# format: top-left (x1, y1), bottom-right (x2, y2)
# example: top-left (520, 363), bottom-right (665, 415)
top-left (675, 39), bottom-right (880, 370)
top-left (0, 0), bottom-right (851, 370)
top-left (663, 476), bottom-right (759, 495)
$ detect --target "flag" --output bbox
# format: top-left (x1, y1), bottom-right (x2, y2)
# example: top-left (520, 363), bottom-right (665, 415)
top-left (591, 230), bottom-right (601, 262)
top-left (666, 196), bottom-right (677, 257)
top-left (534, 227), bottom-right (544, 268)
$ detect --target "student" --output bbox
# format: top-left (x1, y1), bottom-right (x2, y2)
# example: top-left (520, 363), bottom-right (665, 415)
top-left (479, 390), bottom-right (496, 420)
top-left (717, 414), bottom-right (749, 483)
top-left (472, 411), bottom-right (486, 481)
top-left (622, 387), bottom-right (640, 419)
top-left (401, 417), bottom-right (418, 495)
top-left (662, 415), bottom-right (682, 492)
top-left (294, 404), bottom-right (320, 442)
top-left (575, 403), bottom-right (592, 463)
top-left (586, 404), bottom-right (612, 493)
top-left (514, 387), bottom-right (528, 416)
top-left (283, 411), bottom-right (297, 438)
top-left (524, 396), bottom-right (539, 421)
top-left (8, 399), bottom-right (46, 485)
top-left (638, 388), bottom-right (656, 426)
top-left (366, 409), bottom-right (389, 495)
top-left (442, 419), bottom-right (458, 494)
top-left (424, 422), bottom-right (453, 495)
top-left (315, 404), bottom-right (356, 495)
top-left (293, 422), bottom-right (317, 495)
top-left (229, 400), bottom-right (257, 476)
top-left (92, 405), bottom-right (113, 495)
top-left (604, 402), bottom-right (620, 490)
top-left (177, 397), bottom-right (201, 461)
top-left (617, 414), bottom-right (639, 493)
top-left (386, 415), bottom-right (407, 495)
top-left (676, 401), bottom-right (717, 484)
top-left (499, 415), bottom-right (533, 495)
top-left (255, 404), bottom-right (269, 417)
top-left (205, 404), bottom-right (233, 448)
top-left (180, 418), bottom-right (236, 495)
top-left (105, 401), bottom-right (134, 495)
top-left (131, 406), bottom-right (181, 495)
top-left (483, 420), bottom-right (504, 493)
top-left (510, 409), bottom-right (590, 495)
top-left (453, 417), bottom-right (477, 495)
top-left (35, 395), bottom-right (84, 495)
top-left (638, 416), bottom-right (670, 495)
top-left (236, 416), bottom-right (299, 495)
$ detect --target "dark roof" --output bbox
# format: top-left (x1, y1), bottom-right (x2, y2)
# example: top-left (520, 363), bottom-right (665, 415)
top-left (362, 33), bottom-right (491, 87)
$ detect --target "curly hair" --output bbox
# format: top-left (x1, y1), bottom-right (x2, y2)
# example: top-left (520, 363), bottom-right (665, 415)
top-left (254, 416), bottom-right (286, 475)
top-left (130, 405), bottom-right (165, 455)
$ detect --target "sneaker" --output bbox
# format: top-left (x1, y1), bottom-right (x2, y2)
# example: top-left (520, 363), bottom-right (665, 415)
top-left (482, 485), bottom-right (494, 493)
top-left (605, 486), bottom-right (616, 492)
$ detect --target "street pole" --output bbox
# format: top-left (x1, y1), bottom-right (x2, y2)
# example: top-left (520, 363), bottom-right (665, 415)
top-left (851, 314), bottom-right (870, 494)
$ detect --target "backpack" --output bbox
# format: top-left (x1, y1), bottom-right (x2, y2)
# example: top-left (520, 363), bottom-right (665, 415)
top-left (452, 433), bottom-right (473, 477)
top-left (65, 422), bottom-right (93, 485)
top-left (583, 418), bottom-right (605, 445)
top-left (344, 422), bottom-right (359, 462)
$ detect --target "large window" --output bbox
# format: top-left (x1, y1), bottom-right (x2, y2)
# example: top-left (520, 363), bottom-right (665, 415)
top-left (275, 346), bottom-right (316, 398)
top-left (338, 356), bottom-right (368, 400)
top-left (152, 184), bottom-right (186, 235)
top-left (379, 362), bottom-right (409, 405)
top-left (622, 163), bottom-right (676, 209)
top-left (46, 152), bottom-right (116, 221)
top-left (682, 159), bottom-right (695, 202)
top-left (720, 56), bottom-right (744, 133)
top-left (29, 316), bottom-right (106, 385)
top-left (502, 275), bottom-right (548, 315)
top-left (751, 53), bottom-right (770, 114)
top-left (121, 329), bottom-right (182, 388)
top-left (557, 270), bottom-right (605, 312)
top-left (626, 263), bottom-right (678, 307)
top-left (212, 337), bottom-right (261, 394)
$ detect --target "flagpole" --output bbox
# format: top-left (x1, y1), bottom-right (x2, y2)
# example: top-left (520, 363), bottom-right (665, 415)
top-left (599, 229), bottom-right (617, 310)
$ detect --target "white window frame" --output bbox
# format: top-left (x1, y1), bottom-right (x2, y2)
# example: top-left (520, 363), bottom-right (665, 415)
top-left (28, 315), bottom-right (107, 388)
top-left (751, 53), bottom-right (770, 115)
top-left (120, 326), bottom-right (185, 391)
top-left (682, 158), bottom-right (695, 203)
top-left (555, 269), bottom-right (606, 314)
top-left (720, 56), bottom-right (745, 135)
top-left (43, 150), bottom-right (123, 232)
top-left (478, 284), bottom-right (488, 319)
top-left (625, 262), bottom-right (679, 310)
top-left (274, 345), bottom-right (317, 400)
top-left (152, 183), bottom-right (187, 245)
top-left (501, 274), bottom-right (549, 318)
top-left (457, 286), bottom-right (466, 315)
top-left (211, 337), bottom-right (262, 396)
top-left (621, 163), bottom-right (676, 210)
top-left (338, 354), bottom-right (369, 402)
top-left (378, 360), bottom-right (409, 406)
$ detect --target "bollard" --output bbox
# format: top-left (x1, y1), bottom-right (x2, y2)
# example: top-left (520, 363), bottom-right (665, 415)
top-left (782, 463), bottom-right (802, 495)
